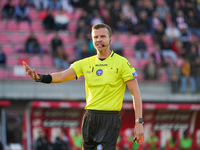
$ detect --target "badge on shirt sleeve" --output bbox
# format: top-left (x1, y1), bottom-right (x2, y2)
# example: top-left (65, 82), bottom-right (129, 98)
top-left (96, 69), bottom-right (103, 76)
top-left (97, 144), bottom-right (103, 150)
top-left (132, 71), bottom-right (138, 78)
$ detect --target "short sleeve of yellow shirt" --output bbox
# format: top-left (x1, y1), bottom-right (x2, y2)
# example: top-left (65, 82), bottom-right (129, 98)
top-left (71, 51), bottom-right (137, 111)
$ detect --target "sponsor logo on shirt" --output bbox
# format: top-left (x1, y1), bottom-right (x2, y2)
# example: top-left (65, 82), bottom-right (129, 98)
top-left (95, 64), bottom-right (108, 66)
top-left (96, 69), bottom-right (103, 76)
top-left (97, 145), bottom-right (103, 150)
top-left (132, 71), bottom-right (137, 78)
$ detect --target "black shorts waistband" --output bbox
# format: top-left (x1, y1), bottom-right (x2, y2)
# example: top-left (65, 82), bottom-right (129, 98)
top-left (86, 109), bottom-right (119, 114)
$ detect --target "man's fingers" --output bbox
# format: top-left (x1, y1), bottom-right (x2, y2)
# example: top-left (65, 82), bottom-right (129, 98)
top-left (33, 69), bottom-right (38, 80)
top-left (23, 61), bottom-right (32, 72)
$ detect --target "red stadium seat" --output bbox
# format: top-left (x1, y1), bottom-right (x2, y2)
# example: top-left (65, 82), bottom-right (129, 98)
top-left (119, 34), bottom-right (129, 45)
top-left (139, 58), bottom-right (148, 68)
top-left (73, 10), bottom-right (82, 20)
top-left (42, 55), bottom-right (54, 66)
top-left (0, 68), bottom-right (8, 80)
top-left (123, 47), bottom-right (134, 58)
top-left (0, 21), bottom-right (6, 30)
top-left (67, 22), bottom-right (77, 32)
top-left (0, 33), bottom-right (9, 43)
top-left (19, 22), bottom-right (31, 31)
top-left (29, 10), bottom-right (38, 20)
top-left (2, 44), bottom-right (14, 54)
top-left (7, 21), bottom-right (18, 31)
top-left (6, 55), bottom-right (18, 66)
top-left (29, 55), bottom-right (42, 67)
top-left (18, 55), bottom-right (29, 65)
top-left (143, 35), bottom-right (154, 46)
top-left (31, 21), bottom-right (43, 31)
top-left (35, 33), bottom-right (46, 43)
top-left (130, 35), bottom-right (138, 46)
top-left (10, 33), bottom-right (22, 44)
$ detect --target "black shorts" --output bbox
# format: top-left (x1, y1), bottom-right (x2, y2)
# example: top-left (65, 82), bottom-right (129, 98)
top-left (82, 110), bottom-right (121, 150)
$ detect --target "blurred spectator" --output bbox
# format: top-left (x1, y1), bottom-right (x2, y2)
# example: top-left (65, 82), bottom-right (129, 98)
top-left (53, 45), bottom-right (69, 69)
top-left (53, 131), bottom-right (71, 150)
top-left (75, 20), bottom-right (88, 38)
top-left (51, 31), bottom-right (63, 53)
top-left (86, 0), bottom-right (98, 16)
top-left (180, 130), bottom-right (193, 150)
top-left (146, 130), bottom-right (159, 150)
top-left (49, 0), bottom-right (62, 10)
top-left (121, 0), bottom-right (134, 19)
top-left (33, 0), bottom-right (49, 10)
top-left (195, 57), bottom-right (200, 93)
top-left (128, 10), bottom-right (138, 34)
top-left (54, 9), bottom-right (69, 30)
top-left (90, 10), bottom-right (104, 27)
top-left (15, 0), bottom-right (31, 24)
top-left (110, 0), bottom-right (121, 30)
top-left (134, 0), bottom-right (146, 16)
top-left (165, 22), bottom-right (181, 43)
top-left (78, 10), bottom-right (91, 28)
top-left (75, 32), bottom-right (88, 59)
top-left (2, 0), bottom-right (15, 19)
top-left (180, 57), bottom-right (193, 93)
top-left (164, 12), bottom-right (173, 28)
top-left (61, 0), bottom-right (73, 13)
top-left (35, 129), bottom-right (52, 150)
top-left (43, 10), bottom-right (55, 31)
top-left (156, 0), bottom-right (170, 21)
top-left (175, 11), bottom-right (186, 30)
top-left (167, 59), bottom-right (180, 93)
top-left (137, 10), bottom-right (150, 34)
top-left (153, 22), bottom-right (165, 45)
top-left (71, 128), bottom-right (82, 150)
top-left (180, 23), bottom-right (190, 52)
top-left (25, 31), bottom-right (44, 54)
top-left (80, 43), bottom-right (90, 59)
top-left (111, 32), bottom-right (123, 56)
top-left (102, 9), bottom-right (111, 27)
top-left (149, 11), bottom-right (162, 34)
top-left (160, 35), bottom-right (177, 62)
top-left (116, 12), bottom-right (128, 32)
top-left (0, 45), bottom-right (6, 67)
top-left (186, 10), bottom-right (200, 38)
top-left (171, 38), bottom-right (186, 57)
top-left (171, 1), bottom-right (182, 21)
top-left (143, 55), bottom-right (159, 80)
top-left (98, 0), bottom-right (106, 16)
top-left (134, 32), bottom-right (148, 60)
top-left (152, 43), bottom-right (166, 68)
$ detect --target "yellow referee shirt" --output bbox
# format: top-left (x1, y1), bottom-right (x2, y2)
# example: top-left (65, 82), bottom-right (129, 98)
top-left (71, 51), bottom-right (137, 111)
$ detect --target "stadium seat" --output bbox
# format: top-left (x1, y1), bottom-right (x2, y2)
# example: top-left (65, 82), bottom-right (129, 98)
top-left (42, 55), bottom-right (54, 66)
top-left (0, 21), bottom-right (6, 30)
top-left (123, 47), bottom-right (134, 58)
top-left (139, 58), bottom-right (148, 68)
top-left (0, 68), bottom-right (8, 80)
top-left (0, 33), bottom-right (9, 43)
top-left (19, 22), bottom-right (31, 31)
top-left (2, 44), bottom-right (14, 54)
top-left (119, 34), bottom-right (129, 45)
top-left (64, 46), bottom-right (75, 55)
top-left (29, 55), bottom-right (42, 67)
top-left (46, 33), bottom-right (55, 43)
top-left (29, 10), bottom-right (38, 20)
top-left (0, 0), bottom-right (7, 8)
top-left (7, 21), bottom-right (18, 31)
top-left (6, 55), bottom-right (18, 66)
top-left (130, 35), bottom-right (138, 46)
top-left (31, 21), bottom-right (43, 31)
top-left (60, 34), bottom-right (71, 44)
top-left (35, 33), bottom-right (46, 43)
top-left (67, 22), bottom-right (77, 32)
top-left (10, 33), bottom-right (22, 44)
top-left (143, 35), bottom-right (154, 46)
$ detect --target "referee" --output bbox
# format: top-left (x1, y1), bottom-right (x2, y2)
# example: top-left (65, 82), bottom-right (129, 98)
top-left (23, 23), bottom-right (144, 150)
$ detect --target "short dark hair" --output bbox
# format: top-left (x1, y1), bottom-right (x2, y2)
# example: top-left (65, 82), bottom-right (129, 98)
top-left (92, 23), bottom-right (112, 37)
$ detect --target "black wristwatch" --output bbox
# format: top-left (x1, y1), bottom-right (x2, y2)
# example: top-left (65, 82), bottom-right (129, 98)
top-left (135, 118), bottom-right (144, 124)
